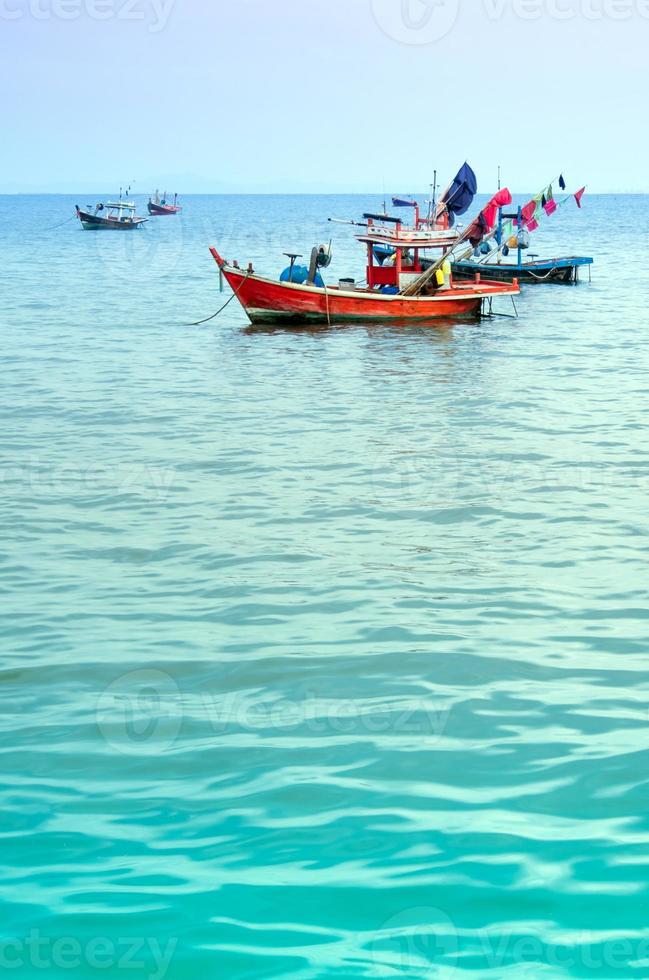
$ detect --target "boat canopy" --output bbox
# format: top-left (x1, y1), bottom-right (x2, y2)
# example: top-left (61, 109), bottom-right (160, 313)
top-left (106, 201), bottom-right (136, 210)
top-left (363, 213), bottom-right (401, 224)
top-left (356, 229), bottom-right (458, 248)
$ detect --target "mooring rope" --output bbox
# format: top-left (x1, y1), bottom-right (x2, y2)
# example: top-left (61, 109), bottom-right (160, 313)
top-left (526, 266), bottom-right (560, 282)
top-left (190, 272), bottom-right (251, 326)
top-left (322, 281), bottom-right (332, 327)
top-left (44, 214), bottom-right (76, 232)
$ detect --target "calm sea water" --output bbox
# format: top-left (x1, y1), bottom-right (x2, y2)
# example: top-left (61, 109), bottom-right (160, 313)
top-left (2, 193), bottom-right (648, 979)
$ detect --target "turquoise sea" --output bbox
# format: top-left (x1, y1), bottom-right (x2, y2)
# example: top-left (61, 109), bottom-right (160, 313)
top-left (2, 193), bottom-right (649, 978)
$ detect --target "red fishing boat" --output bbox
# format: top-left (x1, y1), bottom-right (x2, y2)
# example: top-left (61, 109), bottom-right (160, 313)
top-left (210, 243), bottom-right (517, 324)
top-left (207, 162), bottom-right (519, 326)
top-left (148, 190), bottom-right (182, 215)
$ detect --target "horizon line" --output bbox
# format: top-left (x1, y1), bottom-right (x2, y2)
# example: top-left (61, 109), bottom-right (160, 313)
top-left (0, 189), bottom-right (641, 196)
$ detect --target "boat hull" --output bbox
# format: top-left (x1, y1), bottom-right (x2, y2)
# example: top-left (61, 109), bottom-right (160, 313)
top-left (209, 248), bottom-right (519, 326)
top-left (76, 207), bottom-right (147, 230)
top-left (148, 202), bottom-right (182, 215)
top-left (452, 257), bottom-right (593, 284)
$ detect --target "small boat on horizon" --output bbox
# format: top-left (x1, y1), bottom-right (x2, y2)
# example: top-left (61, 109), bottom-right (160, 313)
top-left (76, 197), bottom-right (147, 230)
top-left (148, 191), bottom-right (182, 215)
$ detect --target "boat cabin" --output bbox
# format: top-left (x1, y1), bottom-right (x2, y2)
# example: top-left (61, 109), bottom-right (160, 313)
top-left (103, 201), bottom-right (138, 222)
top-left (356, 213), bottom-right (458, 292)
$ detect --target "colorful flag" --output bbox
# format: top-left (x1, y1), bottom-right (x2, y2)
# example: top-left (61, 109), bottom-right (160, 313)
top-left (527, 219), bottom-right (539, 232)
top-left (544, 199), bottom-right (558, 216)
top-left (575, 187), bottom-right (586, 208)
top-left (520, 201), bottom-right (537, 225)
top-left (559, 174), bottom-right (566, 190)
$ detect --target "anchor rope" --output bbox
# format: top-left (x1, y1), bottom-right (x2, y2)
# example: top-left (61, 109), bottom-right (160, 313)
top-left (190, 271), bottom-right (251, 326)
top-left (44, 214), bottom-right (76, 231)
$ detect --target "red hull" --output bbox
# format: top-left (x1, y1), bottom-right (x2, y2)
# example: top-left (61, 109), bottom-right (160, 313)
top-left (209, 248), bottom-right (518, 325)
top-left (148, 202), bottom-right (182, 215)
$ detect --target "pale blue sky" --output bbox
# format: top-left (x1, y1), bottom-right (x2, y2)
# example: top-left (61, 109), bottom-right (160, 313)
top-left (1, 0), bottom-right (644, 193)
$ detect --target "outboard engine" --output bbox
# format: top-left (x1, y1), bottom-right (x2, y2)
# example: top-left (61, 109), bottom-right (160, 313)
top-left (307, 243), bottom-right (333, 285)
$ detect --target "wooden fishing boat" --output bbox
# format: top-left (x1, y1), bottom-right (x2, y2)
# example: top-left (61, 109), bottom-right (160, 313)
top-left (148, 191), bottom-right (182, 215)
top-left (445, 184), bottom-right (593, 285)
top-left (210, 249), bottom-right (516, 324)
top-left (451, 256), bottom-right (593, 284)
top-left (76, 199), bottom-right (147, 230)
top-left (206, 166), bottom-right (520, 326)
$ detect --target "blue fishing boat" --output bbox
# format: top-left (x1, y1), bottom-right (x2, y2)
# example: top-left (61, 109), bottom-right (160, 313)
top-left (451, 255), bottom-right (593, 284)
top-left (449, 186), bottom-right (593, 284)
top-left (76, 199), bottom-right (147, 230)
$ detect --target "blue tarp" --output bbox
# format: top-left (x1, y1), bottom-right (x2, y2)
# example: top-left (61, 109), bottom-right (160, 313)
top-left (442, 163), bottom-right (478, 227)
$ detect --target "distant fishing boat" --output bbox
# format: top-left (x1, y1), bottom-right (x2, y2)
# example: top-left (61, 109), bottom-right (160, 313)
top-left (76, 197), bottom-right (147, 230)
top-left (451, 256), bottom-right (593, 284)
top-left (148, 190), bottom-right (182, 215)
top-left (448, 182), bottom-right (593, 284)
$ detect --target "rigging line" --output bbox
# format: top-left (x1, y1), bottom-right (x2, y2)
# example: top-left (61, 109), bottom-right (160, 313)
top-left (190, 272), bottom-right (251, 326)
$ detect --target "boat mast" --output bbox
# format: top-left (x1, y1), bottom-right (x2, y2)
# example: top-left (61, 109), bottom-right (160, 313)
top-left (497, 167), bottom-right (503, 251)
top-left (428, 170), bottom-right (437, 225)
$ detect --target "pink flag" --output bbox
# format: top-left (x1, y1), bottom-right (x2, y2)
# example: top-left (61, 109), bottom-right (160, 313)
top-left (527, 219), bottom-right (539, 232)
top-left (520, 201), bottom-right (537, 225)
top-left (575, 187), bottom-right (586, 208)
top-left (543, 199), bottom-right (558, 216)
